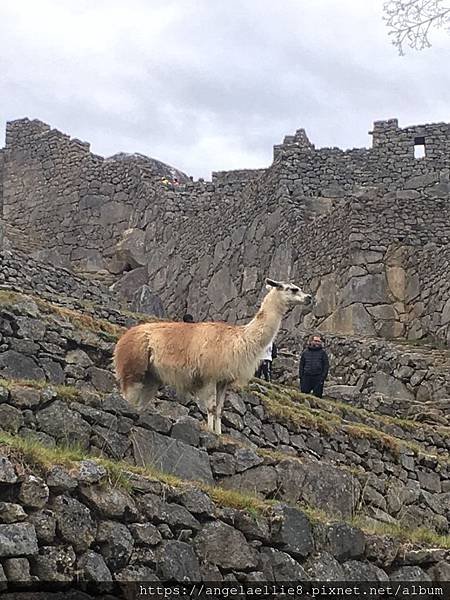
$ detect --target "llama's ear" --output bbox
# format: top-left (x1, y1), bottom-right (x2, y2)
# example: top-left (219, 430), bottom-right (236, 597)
top-left (265, 278), bottom-right (283, 289)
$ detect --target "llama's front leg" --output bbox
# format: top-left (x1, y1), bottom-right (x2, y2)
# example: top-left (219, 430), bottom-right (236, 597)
top-left (207, 412), bottom-right (214, 432)
top-left (214, 383), bottom-right (228, 435)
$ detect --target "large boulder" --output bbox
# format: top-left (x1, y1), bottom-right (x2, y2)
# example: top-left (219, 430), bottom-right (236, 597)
top-left (314, 273), bottom-right (337, 318)
top-left (220, 465), bottom-right (278, 498)
top-left (373, 372), bottom-right (414, 400)
top-left (314, 523), bottom-right (365, 560)
top-left (79, 484), bottom-right (137, 520)
top-left (340, 274), bottom-right (389, 308)
top-left (206, 266), bottom-right (238, 312)
top-left (270, 506), bottom-right (313, 559)
top-left (32, 546), bottom-right (76, 582)
top-left (260, 547), bottom-right (308, 580)
top-left (301, 462), bottom-right (360, 519)
top-left (304, 551), bottom-right (346, 580)
top-left (0, 351), bottom-right (45, 381)
top-left (36, 401), bottom-right (91, 449)
top-left (110, 267), bottom-right (149, 303)
top-left (96, 521), bottom-right (134, 571)
top-left (0, 524), bottom-right (38, 557)
top-left (52, 496), bottom-right (96, 552)
top-left (155, 540), bottom-right (201, 581)
top-left (114, 228), bottom-right (147, 269)
top-left (194, 521), bottom-right (259, 571)
top-left (319, 304), bottom-right (376, 336)
top-left (130, 285), bottom-right (165, 317)
top-left (131, 427), bottom-right (214, 484)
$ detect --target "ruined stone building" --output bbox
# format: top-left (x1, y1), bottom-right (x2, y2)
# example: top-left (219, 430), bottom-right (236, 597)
top-left (0, 116), bottom-right (449, 350)
top-left (1, 120), bottom-right (450, 582)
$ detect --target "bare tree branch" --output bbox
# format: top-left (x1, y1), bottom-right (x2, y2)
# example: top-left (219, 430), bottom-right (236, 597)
top-left (383, 0), bottom-right (450, 54)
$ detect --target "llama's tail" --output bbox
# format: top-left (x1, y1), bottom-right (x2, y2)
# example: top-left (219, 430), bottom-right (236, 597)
top-left (113, 325), bottom-right (151, 398)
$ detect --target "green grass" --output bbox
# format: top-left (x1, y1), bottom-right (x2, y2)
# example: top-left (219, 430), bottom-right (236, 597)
top-left (119, 308), bottom-right (162, 324)
top-left (281, 382), bottom-right (450, 438)
top-left (300, 502), bottom-right (450, 549)
top-left (253, 386), bottom-right (338, 435)
top-left (393, 337), bottom-right (450, 352)
top-left (352, 515), bottom-right (450, 549)
top-left (254, 378), bottom-right (450, 439)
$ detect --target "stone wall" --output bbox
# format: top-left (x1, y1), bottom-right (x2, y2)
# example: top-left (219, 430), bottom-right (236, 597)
top-left (294, 187), bottom-right (450, 345)
top-left (1, 374), bottom-right (449, 537)
top-left (1, 448), bottom-right (448, 590)
top-left (1, 117), bottom-right (450, 345)
top-left (0, 293), bottom-right (449, 535)
top-left (2, 247), bottom-right (450, 417)
top-left (0, 250), bottom-right (120, 309)
top-left (275, 119), bottom-right (450, 197)
top-left (0, 149), bottom-right (5, 250)
top-left (274, 335), bottom-right (450, 408)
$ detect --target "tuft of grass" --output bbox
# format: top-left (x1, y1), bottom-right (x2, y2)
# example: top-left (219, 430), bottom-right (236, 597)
top-left (0, 378), bottom-right (82, 401)
top-left (297, 502), bottom-right (332, 524)
top-left (352, 515), bottom-right (450, 549)
top-left (0, 289), bottom-right (123, 339)
top-left (0, 290), bottom-right (23, 305)
top-left (263, 379), bottom-right (450, 442)
top-left (206, 486), bottom-right (270, 514)
top-left (0, 431), bottom-right (86, 469)
top-left (0, 377), bottom-right (47, 391)
top-left (44, 303), bottom-right (123, 339)
top-left (344, 423), bottom-right (402, 457)
top-left (255, 386), bottom-right (337, 435)
top-left (119, 309), bottom-right (162, 324)
top-left (294, 387), bottom-right (450, 438)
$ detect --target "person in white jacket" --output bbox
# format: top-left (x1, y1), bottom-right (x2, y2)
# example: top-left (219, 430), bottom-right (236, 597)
top-left (256, 341), bottom-right (278, 382)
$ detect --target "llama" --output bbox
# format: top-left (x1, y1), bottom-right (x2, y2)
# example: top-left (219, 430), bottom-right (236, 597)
top-left (113, 278), bottom-right (312, 435)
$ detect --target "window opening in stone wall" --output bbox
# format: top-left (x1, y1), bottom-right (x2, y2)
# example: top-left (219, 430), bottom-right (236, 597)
top-left (414, 136), bottom-right (426, 159)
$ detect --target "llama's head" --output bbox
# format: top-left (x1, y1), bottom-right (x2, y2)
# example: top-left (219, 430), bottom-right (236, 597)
top-left (265, 278), bottom-right (312, 308)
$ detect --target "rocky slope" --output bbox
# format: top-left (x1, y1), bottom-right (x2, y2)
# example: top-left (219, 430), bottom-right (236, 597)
top-left (0, 252), bottom-right (449, 596)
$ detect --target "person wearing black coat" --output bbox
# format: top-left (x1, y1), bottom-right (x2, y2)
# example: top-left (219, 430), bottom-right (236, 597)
top-left (299, 335), bottom-right (329, 398)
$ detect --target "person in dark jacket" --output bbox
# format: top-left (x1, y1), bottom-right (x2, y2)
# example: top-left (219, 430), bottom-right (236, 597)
top-left (299, 335), bottom-right (329, 398)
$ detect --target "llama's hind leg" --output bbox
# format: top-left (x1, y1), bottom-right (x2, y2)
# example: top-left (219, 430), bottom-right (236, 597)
top-left (122, 378), bottom-right (159, 413)
top-left (197, 383), bottom-right (216, 433)
top-left (214, 383), bottom-right (228, 435)
top-left (122, 382), bottom-right (144, 409)
top-left (138, 378), bottom-right (160, 412)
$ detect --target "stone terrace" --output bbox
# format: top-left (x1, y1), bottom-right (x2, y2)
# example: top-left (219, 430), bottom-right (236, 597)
top-left (0, 258), bottom-right (449, 588)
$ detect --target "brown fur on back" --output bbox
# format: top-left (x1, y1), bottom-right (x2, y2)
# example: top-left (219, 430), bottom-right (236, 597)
top-left (114, 319), bottom-right (263, 395)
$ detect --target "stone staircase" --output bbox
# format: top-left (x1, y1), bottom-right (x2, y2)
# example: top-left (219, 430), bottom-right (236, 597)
top-left (0, 255), bottom-right (449, 589)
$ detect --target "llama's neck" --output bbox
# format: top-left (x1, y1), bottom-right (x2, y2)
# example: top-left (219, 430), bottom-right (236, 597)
top-left (244, 290), bottom-right (287, 352)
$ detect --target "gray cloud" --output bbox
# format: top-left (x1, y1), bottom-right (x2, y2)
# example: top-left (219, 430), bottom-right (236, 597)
top-left (1, 0), bottom-right (449, 178)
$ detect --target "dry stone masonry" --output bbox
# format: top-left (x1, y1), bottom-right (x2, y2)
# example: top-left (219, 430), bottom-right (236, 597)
top-left (1, 446), bottom-right (448, 591)
top-left (1, 117), bottom-right (449, 347)
top-left (0, 144), bottom-right (449, 589)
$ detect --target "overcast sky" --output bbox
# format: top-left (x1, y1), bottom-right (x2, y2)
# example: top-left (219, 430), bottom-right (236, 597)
top-left (1, 0), bottom-right (449, 179)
